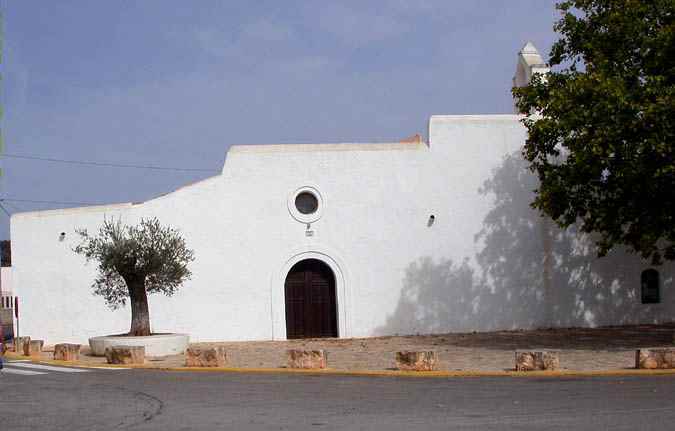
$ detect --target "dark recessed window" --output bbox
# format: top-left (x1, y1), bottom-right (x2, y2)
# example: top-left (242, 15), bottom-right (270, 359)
top-left (295, 192), bottom-right (319, 215)
top-left (641, 269), bottom-right (660, 304)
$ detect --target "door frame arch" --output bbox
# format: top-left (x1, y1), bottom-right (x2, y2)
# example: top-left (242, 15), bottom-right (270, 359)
top-left (271, 249), bottom-right (350, 340)
top-left (284, 258), bottom-right (337, 339)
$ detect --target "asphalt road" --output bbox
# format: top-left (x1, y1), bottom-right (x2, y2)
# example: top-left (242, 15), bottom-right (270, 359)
top-left (1, 362), bottom-right (675, 430)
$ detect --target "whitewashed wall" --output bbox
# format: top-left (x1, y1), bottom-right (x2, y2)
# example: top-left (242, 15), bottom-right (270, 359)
top-left (11, 115), bottom-right (674, 344)
top-left (0, 267), bottom-right (11, 296)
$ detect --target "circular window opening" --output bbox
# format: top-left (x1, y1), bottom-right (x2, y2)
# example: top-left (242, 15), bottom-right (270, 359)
top-left (295, 192), bottom-right (319, 215)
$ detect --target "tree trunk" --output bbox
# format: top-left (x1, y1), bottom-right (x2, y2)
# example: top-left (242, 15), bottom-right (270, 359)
top-left (126, 277), bottom-right (151, 336)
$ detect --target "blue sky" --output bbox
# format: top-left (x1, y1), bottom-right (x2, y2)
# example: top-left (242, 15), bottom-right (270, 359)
top-left (1, 1), bottom-right (559, 239)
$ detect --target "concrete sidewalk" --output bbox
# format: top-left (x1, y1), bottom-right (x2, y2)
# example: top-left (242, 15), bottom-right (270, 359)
top-left (10, 324), bottom-right (675, 372)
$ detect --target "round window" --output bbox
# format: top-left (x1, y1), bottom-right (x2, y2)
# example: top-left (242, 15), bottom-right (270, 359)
top-left (288, 186), bottom-right (324, 223)
top-left (295, 192), bottom-right (318, 215)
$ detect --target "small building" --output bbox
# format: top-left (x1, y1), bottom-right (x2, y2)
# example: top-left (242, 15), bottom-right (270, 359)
top-left (0, 241), bottom-right (15, 341)
top-left (10, 44), bottom-right (674, 344)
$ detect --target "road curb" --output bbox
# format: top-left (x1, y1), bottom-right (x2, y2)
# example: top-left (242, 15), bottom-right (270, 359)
top-left (159, 367), bottom-right (675, 378)
top-left (5, 352), bottom-right (675, 378)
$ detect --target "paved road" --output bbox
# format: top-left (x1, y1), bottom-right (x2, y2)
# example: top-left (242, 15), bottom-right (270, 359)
top-left (2, 361), bottom-right (675, 430)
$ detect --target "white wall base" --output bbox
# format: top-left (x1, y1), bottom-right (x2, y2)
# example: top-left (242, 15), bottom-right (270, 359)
top-left (89, 333), bottom-right (189, 357)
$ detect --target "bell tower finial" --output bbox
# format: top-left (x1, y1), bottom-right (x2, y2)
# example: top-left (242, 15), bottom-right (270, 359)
top-left (512, 42), bottom-right (550, 113)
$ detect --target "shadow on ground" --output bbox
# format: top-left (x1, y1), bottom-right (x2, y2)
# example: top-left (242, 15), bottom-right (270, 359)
top-left (371, 324), bottom-right (675, 351)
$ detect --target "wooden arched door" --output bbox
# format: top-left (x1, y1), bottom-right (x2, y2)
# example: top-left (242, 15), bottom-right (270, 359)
top-left (284, 259), bottom-right (338, 339)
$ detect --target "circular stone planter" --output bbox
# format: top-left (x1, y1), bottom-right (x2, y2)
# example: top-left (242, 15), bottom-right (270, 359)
top-left (89, 333), bottom-right (189, 357)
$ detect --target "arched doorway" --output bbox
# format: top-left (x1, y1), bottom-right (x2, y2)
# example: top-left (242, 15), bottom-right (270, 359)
top-left (284, 259), bottom-right (338, 339)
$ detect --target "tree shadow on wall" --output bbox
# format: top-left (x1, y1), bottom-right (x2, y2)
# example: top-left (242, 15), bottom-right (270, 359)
top-left (376, 151), bottom-right (673, 344)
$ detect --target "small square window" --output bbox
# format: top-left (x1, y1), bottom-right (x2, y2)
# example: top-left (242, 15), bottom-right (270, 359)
top-left (641, 269), bottom-right (660, 304)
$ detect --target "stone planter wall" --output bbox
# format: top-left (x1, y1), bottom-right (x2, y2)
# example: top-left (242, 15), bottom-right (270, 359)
top-left (89, 334), bottom-right (189, 357)
top-left (105, 346), bottom-right (145, 365)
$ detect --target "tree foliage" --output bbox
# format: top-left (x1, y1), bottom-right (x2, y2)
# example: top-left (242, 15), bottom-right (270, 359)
top-left (74, 217), bottom-right (194, 335)
top-left (513, 0), bottom-right (674, 264)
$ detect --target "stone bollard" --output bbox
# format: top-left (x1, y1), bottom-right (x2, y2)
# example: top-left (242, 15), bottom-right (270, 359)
top-left (635, 348), bottom-right (675, 369)
top-left (105, 346), bottom-right (145, 365)
top-left (14, 336), bottom-right (30, 353)
top-left (515, 351), bottom-right (560, 371)
top-left (54, 343), bottom-right (81, 361)
top-left (23, 340), bottom-right (44, 358)
top-left (185, 347), bottom-right (227, 367)
top-left (395, 351), bottom-right (438, 371)
top-left (286, 350), bottom-right (327, 369)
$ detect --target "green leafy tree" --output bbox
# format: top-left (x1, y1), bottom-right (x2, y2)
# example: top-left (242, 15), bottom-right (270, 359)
top-left (74, 218), bottom-right (195, 336)
top-left (513, 0), bottom-right (674, 264)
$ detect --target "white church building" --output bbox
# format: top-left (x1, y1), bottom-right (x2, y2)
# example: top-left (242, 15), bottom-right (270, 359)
top-left (10, 44), bottom-right (674, 344)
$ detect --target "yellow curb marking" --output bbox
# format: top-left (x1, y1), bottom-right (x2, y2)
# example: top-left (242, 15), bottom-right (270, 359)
top-left (87, 367), bottom-right (132, 370)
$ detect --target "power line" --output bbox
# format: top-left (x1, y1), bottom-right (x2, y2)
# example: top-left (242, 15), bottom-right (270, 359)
top-left (3, 153), bottom-right (220, 173)
top-left (0, 202), bottom-right (10, 218)
top-left (1, 201), bottom-right (22, 213)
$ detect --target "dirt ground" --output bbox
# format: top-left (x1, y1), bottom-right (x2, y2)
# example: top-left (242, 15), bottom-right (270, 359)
top-left (18, 323), bottom-right (675, 371)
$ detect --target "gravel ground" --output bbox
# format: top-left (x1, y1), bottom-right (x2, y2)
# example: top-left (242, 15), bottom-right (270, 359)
top-left (16, 323), bottom-right (675, 371)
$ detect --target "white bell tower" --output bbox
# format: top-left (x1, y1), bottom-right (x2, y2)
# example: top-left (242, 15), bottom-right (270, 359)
top-left (512, 42), bottom-right (550, 113)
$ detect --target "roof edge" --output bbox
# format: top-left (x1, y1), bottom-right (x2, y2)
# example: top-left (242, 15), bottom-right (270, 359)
top-left (228, 141), bottom-right (428, 154)
top-left (430, 114), bottom-right (523, 122)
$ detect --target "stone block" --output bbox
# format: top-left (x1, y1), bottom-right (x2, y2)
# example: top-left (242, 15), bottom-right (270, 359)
top-left (23, 340), bottom-right (44, 357)
top-left (54, 343), bottom-right (81, 361)
top-left (395, 351), bottom-right (438, 371)
top-left (635, 348), bottom-right (675, 369)
top-left (105, 346), bottom-right (145, 365)
top-left (515, 351), bottom-right (560, 371)
top-left (185, 347), bottom-right (227, 367)
top-left (286, 350), bottom-right (327, 369)
top-left (14, 336), bottom-right (30, 353)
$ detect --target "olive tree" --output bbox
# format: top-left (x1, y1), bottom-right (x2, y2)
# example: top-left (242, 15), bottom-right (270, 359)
top-left (74, 217), bottom-right (195, 336)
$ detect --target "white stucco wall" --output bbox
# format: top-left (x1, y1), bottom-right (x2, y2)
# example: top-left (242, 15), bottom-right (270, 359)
top-left (10, 114), bottom-right (674, 344)
top-left (0, 267), bottom-right (11, 296)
